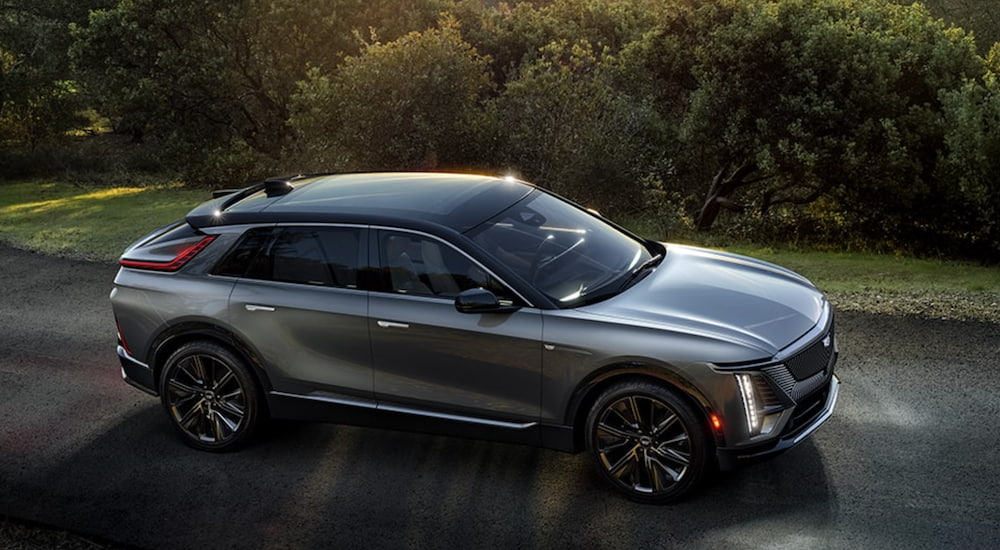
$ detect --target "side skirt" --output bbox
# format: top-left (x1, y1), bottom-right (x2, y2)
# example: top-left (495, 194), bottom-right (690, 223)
top-left (266, 391), bottom-right (577, 453)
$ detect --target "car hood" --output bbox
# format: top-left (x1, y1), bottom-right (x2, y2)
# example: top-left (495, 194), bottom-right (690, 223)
top-left (580, 244), bottom-right (827, 358)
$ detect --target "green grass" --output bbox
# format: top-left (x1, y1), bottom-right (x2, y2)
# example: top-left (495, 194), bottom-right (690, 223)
top-left (620, 215), bottom-right (999, 295)
top-left (0, 179), bottom-right (208, 261)
top-left (715, 245), bottom-right (1000, 294)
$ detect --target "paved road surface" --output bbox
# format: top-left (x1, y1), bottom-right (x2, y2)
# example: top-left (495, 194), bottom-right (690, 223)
top-left (1, 244), bottom-right (998, 549)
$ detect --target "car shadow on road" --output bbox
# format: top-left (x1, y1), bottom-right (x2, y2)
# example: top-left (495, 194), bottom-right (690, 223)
top-left (5, 404), bottom-right (837, 549)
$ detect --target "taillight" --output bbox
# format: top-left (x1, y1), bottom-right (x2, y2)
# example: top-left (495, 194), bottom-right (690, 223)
top-left (120, 235), bottom-right (217, 272)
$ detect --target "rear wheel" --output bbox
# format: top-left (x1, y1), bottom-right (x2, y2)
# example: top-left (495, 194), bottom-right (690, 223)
top-left (585, 380), bottom-right (710, 503)
top-left (159, 341), bottom-right (262, 452)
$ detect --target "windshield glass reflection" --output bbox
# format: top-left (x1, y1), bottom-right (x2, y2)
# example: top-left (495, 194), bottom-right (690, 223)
top-left (467, 191), bottom-right (654, 305)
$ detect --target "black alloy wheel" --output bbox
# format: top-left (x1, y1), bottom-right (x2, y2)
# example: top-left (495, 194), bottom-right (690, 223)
top-left (160, 341), bottom-right (262, 451)
top-left (585, 380), bottom-right (710, 503)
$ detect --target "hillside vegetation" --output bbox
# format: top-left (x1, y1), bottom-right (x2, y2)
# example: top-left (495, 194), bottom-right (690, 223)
top-left (2, 0), bottom-right (999, 260)
top-left (921, 0), bottom-right (999, 51)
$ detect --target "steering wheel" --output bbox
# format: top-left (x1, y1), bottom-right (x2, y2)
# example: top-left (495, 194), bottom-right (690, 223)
top-left (527, 236), bottom-right (555, 283)
top-left (528, 236), bottom-right (585, 283)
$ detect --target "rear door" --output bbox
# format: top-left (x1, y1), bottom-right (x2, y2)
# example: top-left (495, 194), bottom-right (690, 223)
top-left (225, 225), bottom-right (373, 401)
top-left (368, 229), bottom-right (543, 422)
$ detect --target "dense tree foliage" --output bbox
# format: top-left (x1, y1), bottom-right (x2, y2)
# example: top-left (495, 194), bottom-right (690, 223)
top-left (938, 68), bottom-right (1000, 254)
top-left (662, 1), bottom-right (986, 241)
top-left (919, 0), bottom-right (999, 52)
top-left (1, 0), bottom-right (998, 257)
top-left (68, 0), bottom-right (450, 180)
top-left (485, 39), bottom-right (669, 212)
top-left (290, 22), bottom-right (492, 171)
top-left (0, 1), bottom-right (106, 149)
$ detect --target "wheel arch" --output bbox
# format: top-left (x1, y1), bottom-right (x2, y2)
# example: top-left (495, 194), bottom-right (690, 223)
top-left (148, 321), bottom-right (273, 396)
top-left (564, 362), bottom-right (715, 453)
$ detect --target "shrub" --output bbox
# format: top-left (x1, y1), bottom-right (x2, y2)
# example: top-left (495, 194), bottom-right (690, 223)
top-left (290, 22), bottom-right (492, 172)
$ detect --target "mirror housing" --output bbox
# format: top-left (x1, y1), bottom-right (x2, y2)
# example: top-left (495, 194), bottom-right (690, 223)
top-left (454, 288), bottom-right (520, 314)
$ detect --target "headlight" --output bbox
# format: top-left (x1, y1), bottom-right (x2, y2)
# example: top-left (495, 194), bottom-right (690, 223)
top-left (735, 373), bottom-right (781, 437)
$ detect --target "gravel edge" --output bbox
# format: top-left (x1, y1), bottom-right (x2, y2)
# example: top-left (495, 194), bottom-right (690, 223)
top-left (0, 516), bottom-right (137, 550)
top-left (828, 290), bottom-right (1000, 324)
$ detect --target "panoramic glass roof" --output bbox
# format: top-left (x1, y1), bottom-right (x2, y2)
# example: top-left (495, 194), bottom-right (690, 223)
top-left (217, 173), bottom-right (534, 231)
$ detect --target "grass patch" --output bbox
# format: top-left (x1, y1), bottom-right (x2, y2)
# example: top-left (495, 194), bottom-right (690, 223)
top-left (625, 219), bottom-right (1000, 321)
top-left (714, 245), bottom-right (999, 294)
top-left (620, 218), bottom-right (999, 295)
top-left (0, 179), bottom-right (208, 261)
top-left (711, 245), bottom-right (1000, 321)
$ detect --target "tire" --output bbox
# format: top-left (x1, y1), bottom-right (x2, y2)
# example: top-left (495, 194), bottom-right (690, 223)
top-left (585, 380), bottom-right (710, 503)
top-left (159, 340), bottom-right (263, 452)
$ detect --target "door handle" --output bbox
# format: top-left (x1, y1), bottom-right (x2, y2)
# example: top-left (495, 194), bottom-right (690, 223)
top-left (245, 304), bottom-right (276, 312)
top-left (377, 320), bottom-right (409, 329)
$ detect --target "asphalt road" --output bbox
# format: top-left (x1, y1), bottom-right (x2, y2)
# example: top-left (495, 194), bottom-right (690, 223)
top-left (1, 244), bottom-right (998, 549)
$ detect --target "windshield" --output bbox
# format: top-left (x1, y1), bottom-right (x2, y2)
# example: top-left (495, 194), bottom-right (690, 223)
top-left (467, 190), bottom-right (656, 306)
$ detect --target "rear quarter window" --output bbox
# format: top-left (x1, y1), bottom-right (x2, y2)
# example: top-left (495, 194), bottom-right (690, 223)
top-left (215, 227), bottom-right (362, 289)
top-left (213, 228), bottom-right (271, 278)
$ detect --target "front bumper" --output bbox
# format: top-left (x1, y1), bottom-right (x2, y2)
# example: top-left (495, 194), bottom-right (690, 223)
top-left (117, 345), bottom-right (157, 395)
top-left (716, 374), bottom-right (839, 470)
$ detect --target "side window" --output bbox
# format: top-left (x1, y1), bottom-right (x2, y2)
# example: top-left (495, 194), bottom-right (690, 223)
top-left (240, 227), bottom-right (361, 288)
top-left (213, 228), bottom-right (271, 278)
top-left (379, 231), bottom-right (512, 300)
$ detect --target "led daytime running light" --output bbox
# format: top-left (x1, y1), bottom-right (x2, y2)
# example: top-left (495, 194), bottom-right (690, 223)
top-left (736, 373), bottom-right (761, 435)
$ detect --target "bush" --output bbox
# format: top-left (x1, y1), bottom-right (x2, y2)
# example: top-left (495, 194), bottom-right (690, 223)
top-left (486, 39), bottom-right (671, 215)
top-left (631, 0), bottom-right (992, 257)
top-left (290, 22), bottom-right (492, 172)
top-left (938, 73), bottom-right (1000, 258)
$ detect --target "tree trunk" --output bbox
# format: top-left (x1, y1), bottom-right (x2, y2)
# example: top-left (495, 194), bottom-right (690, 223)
top-left (694, 161), bottom-right (756, 230)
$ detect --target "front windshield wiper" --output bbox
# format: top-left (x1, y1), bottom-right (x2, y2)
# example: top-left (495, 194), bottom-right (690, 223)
top-left (565, 252), bottom-right (664, 307)
top-left (618, 253), bottom-right (664, 292)
top-left (569, 252), bottom-right (664, 307)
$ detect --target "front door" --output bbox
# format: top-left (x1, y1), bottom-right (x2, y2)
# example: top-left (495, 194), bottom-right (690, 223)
top-left (369, 230), bottom-right (542, 421)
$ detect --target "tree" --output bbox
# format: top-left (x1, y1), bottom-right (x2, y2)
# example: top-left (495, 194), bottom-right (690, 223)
top-left (938, 58), bottom-right (1000, 256)
top-left (487, 39), bottom-right (669, 213)
top-left (918, 0), bottom-right (1000, 53)
top-left (290, 22), bottom-right (492, 172)
top-left (647, 0), bottom-right (984, 240)
top-left (455, 0), bottom-right (666, 87)
top-left (0, 1), bottom-right (102, 150)
top-left (69, 0), bottom-right (452, 181)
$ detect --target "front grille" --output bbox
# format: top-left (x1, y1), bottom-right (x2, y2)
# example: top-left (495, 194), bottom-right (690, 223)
top-left (782, 382), bottom-right (830, 438)
top-left (758, 320), bottom-right (837, 408)
top-left (785, 327), bottom-right (834, 380)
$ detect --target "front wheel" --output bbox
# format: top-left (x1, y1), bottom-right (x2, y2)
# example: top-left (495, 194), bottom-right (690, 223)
top-left (159, 341), bottom-right (263, 452)
top-left (585, 380), bottom-right (711, 503)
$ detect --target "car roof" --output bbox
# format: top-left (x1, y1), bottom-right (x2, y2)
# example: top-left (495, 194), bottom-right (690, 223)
top-left (186, 172), bottom-right (535, 233)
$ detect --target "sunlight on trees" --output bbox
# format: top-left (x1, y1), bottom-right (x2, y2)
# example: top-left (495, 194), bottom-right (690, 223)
top-left (1, 0), bottom-right (998, 258)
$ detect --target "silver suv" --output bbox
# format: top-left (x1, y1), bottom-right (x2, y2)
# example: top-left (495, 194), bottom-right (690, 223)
top-left (111, 172), bottom-right (839, 503)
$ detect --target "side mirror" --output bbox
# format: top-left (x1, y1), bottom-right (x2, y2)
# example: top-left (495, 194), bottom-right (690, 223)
top-left (454, 288), bottom-right (521, 314)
